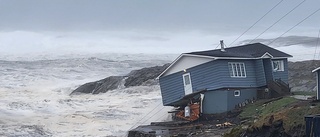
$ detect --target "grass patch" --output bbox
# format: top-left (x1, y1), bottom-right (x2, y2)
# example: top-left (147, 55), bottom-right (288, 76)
top-left (255, 104), bottom-right (320, 132)
top-left (292, 91), bottom-right (316, 96)
top-left (239, 96), bottom-right (320, 133)
top-left (240, 97), bottom-right (298, 119)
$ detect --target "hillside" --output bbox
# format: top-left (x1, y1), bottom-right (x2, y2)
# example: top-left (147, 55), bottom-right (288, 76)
top-left (224, 96), bottom-right (320, 137)
top-left (288, 60), bottom-right (320, 92)
top-left (239, 36), bottom-right (320, 47)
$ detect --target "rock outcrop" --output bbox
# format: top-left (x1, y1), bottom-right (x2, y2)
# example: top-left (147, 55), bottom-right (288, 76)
top-left (124, 65), bottom-right (169, 87)
top-left (243, 120), bottom-right (291, 137)
top-left (71, 60), bottom-right (320, 95)
top-left (288, 60), bottom-right (320, 92)
top-left (70, 64), bottom-right (170, 95)
top-left (72, 76), bottom-right (124, 94)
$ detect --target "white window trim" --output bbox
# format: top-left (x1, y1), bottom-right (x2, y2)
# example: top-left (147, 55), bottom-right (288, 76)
top-left (228, 62), bottom-right (247, 78)
top-left (234, 90), bottom-right (241, 97)
top-left (272, 60), bottom-right (284, 72)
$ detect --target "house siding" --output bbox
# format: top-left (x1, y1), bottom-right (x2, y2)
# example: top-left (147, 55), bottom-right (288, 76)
top-left (189, 59), bottom-right (258, 91)
top-left (227, 88), bottom-right (257, 110)
top-left (202, 88), bottom-right (257, 114)
top-left (160, 59), bottom-right (260, 106)
top-left (272, 58), bottom-right (289, 83)
top-left (159, 71), bottom-right (185, 105)
top-left (263, 59), bottom-right (274, 82)
top-left (202, 90), bottom-right (228, 114)
top-left (255, 60), bottom-right (267, 86)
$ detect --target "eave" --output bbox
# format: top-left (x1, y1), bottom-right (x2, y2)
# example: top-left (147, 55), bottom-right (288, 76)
top-left (156, 52), bottom-right (291, 79)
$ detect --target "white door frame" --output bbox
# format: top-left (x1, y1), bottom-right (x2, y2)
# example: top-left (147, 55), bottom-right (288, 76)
top-left (182, 73), bottom-right (193, 95)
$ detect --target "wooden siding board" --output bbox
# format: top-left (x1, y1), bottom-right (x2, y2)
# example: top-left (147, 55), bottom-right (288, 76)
top-left (255, 60), bottom-right (267, 86)
top-left (189, 60), bottom-right (259, 91)
top-left (263, 59), bottom-right (274, 82)
top-left (189, 60), bottom-right (224, 92)
top-left (159, 71), bottom-right (185, 105)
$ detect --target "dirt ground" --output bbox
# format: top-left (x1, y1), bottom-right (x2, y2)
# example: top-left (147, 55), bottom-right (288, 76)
top-left (128, 110), bottom-right (242, 137)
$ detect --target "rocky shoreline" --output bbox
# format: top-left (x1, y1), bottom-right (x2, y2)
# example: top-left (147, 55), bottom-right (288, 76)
top-left (72, 60), bottom-right (320, 95)
top-left (71, 63), bottom-right (169, 95)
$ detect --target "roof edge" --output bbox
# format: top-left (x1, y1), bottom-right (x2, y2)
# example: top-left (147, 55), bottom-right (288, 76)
top-left (156, 54), bottom-right (216, 79)
top-left (312, 67), bottom-right (320, 73)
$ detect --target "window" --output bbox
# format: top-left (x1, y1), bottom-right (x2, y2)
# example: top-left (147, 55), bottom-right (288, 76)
top-left (183, 74), bottom-right (191, 85)
top-left (228, 62), bottom-right (246, 78)
top-left (272, 60), bottom-right (284, 72)
top-left (234, 90), bottom-right (240, 97)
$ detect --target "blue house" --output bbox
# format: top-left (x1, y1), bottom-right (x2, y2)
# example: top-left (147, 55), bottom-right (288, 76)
top-left (157, 42), bottom-right (292, 114)
top-left (312, 67), bottom-right (320, 100)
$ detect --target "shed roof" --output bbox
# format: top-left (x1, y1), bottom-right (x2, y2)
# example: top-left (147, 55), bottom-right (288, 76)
top-left (312, 67), bottom-right (320, 73)
top-left (186, 43), bottom-right (292, 58)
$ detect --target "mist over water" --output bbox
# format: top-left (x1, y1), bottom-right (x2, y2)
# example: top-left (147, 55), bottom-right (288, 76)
top-left (0, 54), bottom-right (174, 136)
top-left (0, 30), bottom-right (317, 61)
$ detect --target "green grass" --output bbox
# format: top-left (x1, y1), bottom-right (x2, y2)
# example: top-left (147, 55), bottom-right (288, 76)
top-left (283, 104), bottom-right (320, 131)
top-left (292, 91), bottom-right (316, 96)
top-left (240, 97), bottom-right (298, 119)
top-left (226, 97), bottom-right (320, 136)
top-left (240, 96), bottom-right (320, 132)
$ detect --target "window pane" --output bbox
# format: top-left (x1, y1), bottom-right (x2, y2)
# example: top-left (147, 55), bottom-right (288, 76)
top-left (273, 61), bottom-right (279, 71)
top-left (237, 64), bottom-right (240, 76)
top-left (279, 61), bottom-right (284, 71)
top-left (184, 75), bottom-right (190, 85)
top-left (228, 63), bottom-right (233, 76)
top-left (234, 90), bottom-right (240, 96)
top-left (233, 64), bottom-right (237, 76)
top-left (228, 62), bottom-right (246, 77)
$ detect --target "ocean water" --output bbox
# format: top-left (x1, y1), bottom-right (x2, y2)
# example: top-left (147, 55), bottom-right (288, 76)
top-left (0, 53), bottom-right (175, 137)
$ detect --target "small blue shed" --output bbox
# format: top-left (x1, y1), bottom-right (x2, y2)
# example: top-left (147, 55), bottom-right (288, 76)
top-left (305, 115), bottom-right (320, 137)
top-left (157, 42), bottom-right (292, 114)
top-left (312, 67), bottom-right (320, 100)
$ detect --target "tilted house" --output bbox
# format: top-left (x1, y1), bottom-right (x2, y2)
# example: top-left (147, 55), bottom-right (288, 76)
top-left (157, 43), bottom-right (292, 114)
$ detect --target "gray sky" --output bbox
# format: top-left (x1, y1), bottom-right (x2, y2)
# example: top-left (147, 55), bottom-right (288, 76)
top-left (0, 0), bottom-right (320, 56)
top-left (1, 0), bottom-right (319, 32)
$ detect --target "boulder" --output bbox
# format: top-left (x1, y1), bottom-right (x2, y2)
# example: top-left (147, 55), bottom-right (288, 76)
top-left (125, 64), bottom-right (170, 87)
top-left (71, 76), bottom-right (124, 95)
top-left (71, 63), bottom-right (170, 95)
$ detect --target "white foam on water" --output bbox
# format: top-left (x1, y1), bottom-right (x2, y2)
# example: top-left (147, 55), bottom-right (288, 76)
top-left (0, 54), bottom-right (174, 136)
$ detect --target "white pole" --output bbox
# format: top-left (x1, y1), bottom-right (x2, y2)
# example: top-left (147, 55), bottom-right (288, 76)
top-left (317, 72), bottom-right (319, 100)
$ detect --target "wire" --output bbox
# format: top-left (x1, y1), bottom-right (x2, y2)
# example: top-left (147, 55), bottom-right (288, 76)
top-left (267, 7), bottom-right (320, 45)
top-left (224, 43), bottom-right (228, 48)
top-left (155, 113), bottom-right (169, 122)
top-left (127, 101), bottom-right (163, 131)
top-left (228, 0), bottom-right (284, 47)
top-left (249, 0), bottom-right (306, 44)
top-left (140, 106), bottom-right (166, 125)
top-left (313, 29), bottom-right (320, 60)
top-left (214, 43), bottom-right (221, 49)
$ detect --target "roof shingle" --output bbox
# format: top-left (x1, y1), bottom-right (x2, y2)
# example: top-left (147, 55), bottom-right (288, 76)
top-left (186, 43), bottom-right (292, 58)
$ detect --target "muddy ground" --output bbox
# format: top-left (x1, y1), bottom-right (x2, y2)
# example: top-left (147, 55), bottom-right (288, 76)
top-left (128, 110), bottom-right (241, 137)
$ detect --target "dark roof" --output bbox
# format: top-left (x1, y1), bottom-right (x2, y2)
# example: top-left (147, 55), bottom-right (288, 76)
top-left (186, 43), bottom-right (292, 58)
